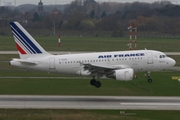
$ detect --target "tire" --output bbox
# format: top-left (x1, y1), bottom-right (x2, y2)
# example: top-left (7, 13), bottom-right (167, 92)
top-left (90, 79), bottom-right (96, 86)
top-left (95, 81), bottom-right (101, 88)
top-left (148, 79), bottom-right (152, 83)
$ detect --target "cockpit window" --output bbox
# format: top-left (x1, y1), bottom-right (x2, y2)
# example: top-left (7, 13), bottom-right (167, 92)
top-left (159, 55), bottom-right (167, 58)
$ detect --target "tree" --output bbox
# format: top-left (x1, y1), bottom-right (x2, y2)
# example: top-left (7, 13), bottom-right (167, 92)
top-left (90, 10), bottom-right (95, 19)
top-left (70, 0), bottom-right (84, 11)
top-left (32, 12), bottom-right (41, 22)
top-left (84, 0), bottom-right (97, 14)
top-left (63, 9), bottom-right (84, 29)
top-left (101, 11), bottom-right (107, 19)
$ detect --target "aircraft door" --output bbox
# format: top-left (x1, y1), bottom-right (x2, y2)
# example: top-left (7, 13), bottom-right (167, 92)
top-left (147, 52), bottom-right (153, 64)
top-left (49, 57), bottom-right (56, 69)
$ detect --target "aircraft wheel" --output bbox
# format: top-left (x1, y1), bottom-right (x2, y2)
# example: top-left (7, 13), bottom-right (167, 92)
top-left (95, 81), bottom-right (101, 88)
top-left (90, 79), bottom-right (96, 86)
top-left (148, 78), bottom-right (152, 83)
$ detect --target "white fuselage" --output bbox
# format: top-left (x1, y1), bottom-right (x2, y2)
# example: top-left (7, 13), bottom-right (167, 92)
top-left (10, 50), bottom-right (176, 76)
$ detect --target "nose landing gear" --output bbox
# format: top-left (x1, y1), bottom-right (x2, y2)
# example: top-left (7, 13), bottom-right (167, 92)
top-left (147, 71), bottom-right (152, 83)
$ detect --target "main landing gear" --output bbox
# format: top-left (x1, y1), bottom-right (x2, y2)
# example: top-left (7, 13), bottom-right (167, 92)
top-left (90, 77), bottom-right (101, 88)
top-left (147, 71), bottom-right (152, 83)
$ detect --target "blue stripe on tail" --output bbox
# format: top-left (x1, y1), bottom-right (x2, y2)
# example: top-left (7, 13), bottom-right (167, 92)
top-left (11, 27), bottom-right (34, 54)
top-left (10, 22), bottom-right (42, 54)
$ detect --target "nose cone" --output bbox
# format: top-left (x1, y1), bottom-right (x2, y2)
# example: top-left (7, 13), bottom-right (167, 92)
top-left (170, 58), bottom-right (176, 67)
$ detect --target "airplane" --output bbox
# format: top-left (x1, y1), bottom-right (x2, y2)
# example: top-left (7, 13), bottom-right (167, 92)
top-left (9, 22), bottom-right (176, 88)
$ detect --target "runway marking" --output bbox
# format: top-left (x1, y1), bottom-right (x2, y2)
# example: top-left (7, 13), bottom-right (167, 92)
top-left (0, 96), bottom-right (180, 110)
top-left (120, 103), bottom-right (180, 106)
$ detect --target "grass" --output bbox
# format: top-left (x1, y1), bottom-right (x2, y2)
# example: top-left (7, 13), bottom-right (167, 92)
top-left (0, 109), bottom-right (180, 120)
top-left (0, 36), bottom-right (180, 52)
top-left (0, 69), bottom-right (179, 96)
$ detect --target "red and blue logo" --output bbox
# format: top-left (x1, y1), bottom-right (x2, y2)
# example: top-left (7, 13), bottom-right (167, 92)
top-left (10, 22), bottom-right (42, 54)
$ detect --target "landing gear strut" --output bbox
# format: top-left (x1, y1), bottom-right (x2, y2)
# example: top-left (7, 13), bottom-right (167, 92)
top-left (147, 71), bottom-right (152, 83)
top-left (90, 77), bottom-right (101, 88)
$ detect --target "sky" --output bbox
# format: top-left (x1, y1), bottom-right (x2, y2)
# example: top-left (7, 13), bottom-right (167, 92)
top-left (0, 0), bottom-right (179, 6)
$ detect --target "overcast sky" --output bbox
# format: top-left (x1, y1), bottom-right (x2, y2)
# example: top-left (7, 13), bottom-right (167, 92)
top-left (1, 0), bottom-right (179, 6)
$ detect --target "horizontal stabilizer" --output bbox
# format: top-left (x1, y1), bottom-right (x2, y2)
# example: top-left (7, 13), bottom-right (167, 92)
top-left (11, 58), bottom-right (37, 65)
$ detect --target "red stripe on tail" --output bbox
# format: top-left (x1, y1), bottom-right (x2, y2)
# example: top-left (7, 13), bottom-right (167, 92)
top-left (15, 43), bottom-right (26, 54)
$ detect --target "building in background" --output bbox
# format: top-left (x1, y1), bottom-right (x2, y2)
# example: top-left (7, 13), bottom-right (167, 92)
top-left (38, 0), bottom-right (43, 11)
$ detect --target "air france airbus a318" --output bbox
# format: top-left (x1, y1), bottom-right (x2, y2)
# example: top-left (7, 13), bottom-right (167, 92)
top-left (9, 22), bottom-right (176, 88)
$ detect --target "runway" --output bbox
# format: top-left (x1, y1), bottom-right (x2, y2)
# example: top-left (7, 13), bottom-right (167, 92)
top-left (0, 95), bottom-right (180, 110)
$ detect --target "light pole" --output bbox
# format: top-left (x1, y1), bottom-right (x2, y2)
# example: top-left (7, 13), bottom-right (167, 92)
top-left (53, 19), bottom-right (56, 35)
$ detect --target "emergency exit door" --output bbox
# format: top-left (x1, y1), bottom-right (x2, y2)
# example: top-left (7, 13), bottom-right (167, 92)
top-left (147, 52), bottom-right (153, 64)
top-left (49, 58), bottom-right (56, 69)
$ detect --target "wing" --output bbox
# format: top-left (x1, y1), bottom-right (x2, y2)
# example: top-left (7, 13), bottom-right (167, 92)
top-left (80, 62), bottom-right (131, 76)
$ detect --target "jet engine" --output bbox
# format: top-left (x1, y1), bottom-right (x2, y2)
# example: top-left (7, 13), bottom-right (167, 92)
top-left (107, 68), bottom-right (134, 81)
top-left (76, 70), bottom-right (91, 76)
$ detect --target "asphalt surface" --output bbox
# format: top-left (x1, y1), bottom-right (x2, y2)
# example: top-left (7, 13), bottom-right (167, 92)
top-left (0, 95), bottom-right (180, 110)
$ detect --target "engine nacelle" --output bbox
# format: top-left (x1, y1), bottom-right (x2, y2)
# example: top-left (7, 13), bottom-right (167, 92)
top-left (107, 68), bottom-right (134, 81)
top-left (76, 70), bottom-right (91, 76)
